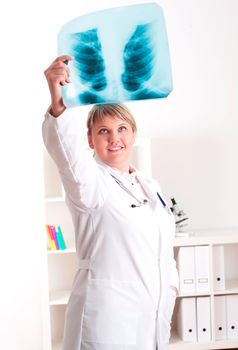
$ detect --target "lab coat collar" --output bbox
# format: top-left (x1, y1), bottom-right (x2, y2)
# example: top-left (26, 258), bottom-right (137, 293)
top-left (135, 171), bottom-right (159, 210)
top-left (95, 156), bottom-right (158, 209)
top-left (95, 155), bottom-right (135, 176)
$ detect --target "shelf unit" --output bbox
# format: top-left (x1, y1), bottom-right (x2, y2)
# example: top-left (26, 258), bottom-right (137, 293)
top-left (169, 229), bottom-right (238, 350)
top-left (43, 137), bottom-right (152, 350)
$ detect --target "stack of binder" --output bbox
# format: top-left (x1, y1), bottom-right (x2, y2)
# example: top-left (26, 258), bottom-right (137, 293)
top-left (177, 245), bottom-right (226, 294)
top-left (214, 295), bottom-right (238, 340)
top-left (176, 244), bottom-right (238, 343)
top-left (177, 297), bottom-right (211, 342)
top-left (177, 246), bottom-right (210, 293)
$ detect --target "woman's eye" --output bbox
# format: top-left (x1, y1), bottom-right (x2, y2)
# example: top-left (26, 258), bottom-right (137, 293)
top-left (98, 128), bottom-right (108, 134)
top-left (119, 126), bottom-right (127, 132)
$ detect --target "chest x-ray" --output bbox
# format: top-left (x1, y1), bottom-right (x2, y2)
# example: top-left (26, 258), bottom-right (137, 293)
top-left (58, 2), bottom-right (173, 107)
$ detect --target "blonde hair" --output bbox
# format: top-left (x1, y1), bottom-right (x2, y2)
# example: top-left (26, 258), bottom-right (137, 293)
top-left (87, 103), bottom-right (137, 134)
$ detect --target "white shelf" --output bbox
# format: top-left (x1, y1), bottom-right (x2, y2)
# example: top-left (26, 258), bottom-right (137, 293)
top-left (177, 280), bottom-right (238, 297)
top-left (178, 291), bottom-right (211, 298)
top-left (174, 229), bottom-right (238, 247)
top-left (169, 332), bottom-right (238, 350)
top-left (47, 243), bottom-right (76, 255)
top-left (50, 290), bottom-right (70, 306)
top-left (171, 230), bottom-right (238, 350)
top-left (214, 279), bottom-right (238, 295)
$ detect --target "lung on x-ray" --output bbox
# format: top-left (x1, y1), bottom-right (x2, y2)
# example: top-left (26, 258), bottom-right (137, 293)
top-left (58, 2), bottom-right (173, 107)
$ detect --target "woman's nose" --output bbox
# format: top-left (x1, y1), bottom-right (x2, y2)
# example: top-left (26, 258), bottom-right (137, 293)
top-left (108, 131), bottom-right (120, 143)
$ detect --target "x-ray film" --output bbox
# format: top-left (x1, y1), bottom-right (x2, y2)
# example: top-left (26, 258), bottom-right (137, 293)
top-left (58, 2), bottom-right (173, 107)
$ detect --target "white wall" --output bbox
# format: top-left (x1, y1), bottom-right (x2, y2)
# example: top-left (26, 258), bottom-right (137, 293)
top-left (128, 0), bottom-right (238, 231)
top-left (0, 0), bottom-right (237, 349)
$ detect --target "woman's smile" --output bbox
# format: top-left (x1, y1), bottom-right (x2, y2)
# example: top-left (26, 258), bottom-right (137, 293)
top-left (107, 146), bottom-right (124, 152)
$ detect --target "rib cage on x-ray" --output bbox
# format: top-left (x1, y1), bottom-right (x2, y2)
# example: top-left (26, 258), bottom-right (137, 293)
top-left (58, 3), bottom-right (172, 107)
top-left (71, 29), bottom-right (107, 104)
top-left (121, 24), bottom-right (159, 100)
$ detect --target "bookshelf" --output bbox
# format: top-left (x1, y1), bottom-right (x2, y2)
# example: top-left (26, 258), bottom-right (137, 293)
top-left (169, 229), bottom-right (238, 350)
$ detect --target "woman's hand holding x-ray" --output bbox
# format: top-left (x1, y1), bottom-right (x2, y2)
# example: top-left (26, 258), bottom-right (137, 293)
top-left (44, 55), bottom-right (72, 117)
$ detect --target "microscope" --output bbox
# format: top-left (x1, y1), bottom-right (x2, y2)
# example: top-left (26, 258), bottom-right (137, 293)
top-left (170, 197), bottom-right (193, 237)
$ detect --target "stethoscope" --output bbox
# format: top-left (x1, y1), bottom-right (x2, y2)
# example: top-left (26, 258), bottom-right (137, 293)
top-left (111, 174), bottom-right (149, 208)
top-left (130, 199), bottom-right (148, 208)
top-left (110, 174), bottom-right (171, 212)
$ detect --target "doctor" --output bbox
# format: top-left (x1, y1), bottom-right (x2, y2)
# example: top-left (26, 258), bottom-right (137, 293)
top-left (43, 56), bottom-right (178, 350)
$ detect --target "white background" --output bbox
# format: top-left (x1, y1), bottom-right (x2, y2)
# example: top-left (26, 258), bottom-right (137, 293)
top-left (0, 0), bottom-right (237, 349)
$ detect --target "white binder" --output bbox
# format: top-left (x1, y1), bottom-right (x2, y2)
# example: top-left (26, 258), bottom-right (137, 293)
top-left (195, 246), bottom-right (210, 292)
top-left (196, 297), bottom-right (211, 342)
top-left (213, 245), bottom-right (226, 291)
top-left (177, 247), bottom-right (195, 293)
top-left (177, 297), bottom-right (197, 342)
top-left (214, 295), bottom-right (227, 340)
top-left (226, 294), bottom-right (238, 339)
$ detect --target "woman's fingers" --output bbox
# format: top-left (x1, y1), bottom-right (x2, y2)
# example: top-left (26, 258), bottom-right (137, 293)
top-left (44, 55), bottom-right (73, 86)
top-left (44, 56), bottom-right (73, 116)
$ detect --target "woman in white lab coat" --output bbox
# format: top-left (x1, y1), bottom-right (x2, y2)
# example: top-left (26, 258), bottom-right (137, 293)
top-left (43, 56), bottom-right (178, 350)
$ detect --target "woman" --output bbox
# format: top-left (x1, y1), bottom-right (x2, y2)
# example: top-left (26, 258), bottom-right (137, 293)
top-left (43, 56), bottom-right (178, 350)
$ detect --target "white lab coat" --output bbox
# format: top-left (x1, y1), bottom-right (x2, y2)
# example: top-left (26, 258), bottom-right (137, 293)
top-left (42, 109), bottom-right (178, 350)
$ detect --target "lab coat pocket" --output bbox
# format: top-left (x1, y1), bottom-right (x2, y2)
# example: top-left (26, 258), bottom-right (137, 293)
top-left (82, 279), bottom-right (140, 345)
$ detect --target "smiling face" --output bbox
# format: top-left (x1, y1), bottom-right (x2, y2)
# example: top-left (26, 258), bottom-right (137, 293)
top-left (88, 114), bottom-right (136, 173)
